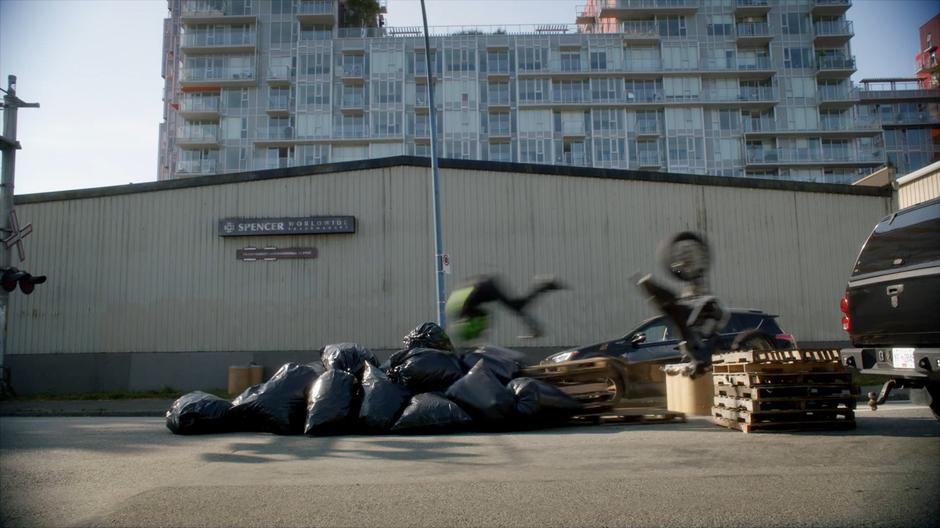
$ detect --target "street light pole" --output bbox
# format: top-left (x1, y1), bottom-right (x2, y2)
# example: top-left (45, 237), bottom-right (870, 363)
top-left (0, 75), bottom-right (40, 396)
top-left (419, 0), bottom-right (446, 327)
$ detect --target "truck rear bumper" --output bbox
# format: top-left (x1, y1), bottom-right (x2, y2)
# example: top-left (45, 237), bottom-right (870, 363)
top-left (841, 347), bottom-right (940, 384)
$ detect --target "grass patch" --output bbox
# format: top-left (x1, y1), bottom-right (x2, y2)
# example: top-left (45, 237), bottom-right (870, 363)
top-left (12, 387), bottom-right (231, 401)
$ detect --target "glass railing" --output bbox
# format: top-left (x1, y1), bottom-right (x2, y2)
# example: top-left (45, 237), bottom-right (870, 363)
top-left (747, 148), bottom-right (882, 164)
top-left (341, 95), bottom-right (365, 107)
top-left (737, 57), bottom-right (773, 70)
top-left (181, 30), bottom-right (255, 47)
top-left (600, 0), bottom-right (697, 9)
top-left (487, 62), bottom-right (511, 74)
top-left (737, 86), bottom-right (776, 100)
top-left (635, 121), bottom-right (660, 134)
top-left (736, 0), bottom-right (769, 7)
top-left (335, 127), bottom-right (366, 138)
top-left (623, 60), bottom-right (662, 71)
top-left (818, 86), bottom-right (857, 101)
top-left (177, 159), bottom-right (218, 174)
top-left (180, 96), bottom-right (220, 113)
top-left (177, 125), bottom-right (219, 141)
top-left (621, 20), bottom-right (658, 37)
top-left (414, 123), bottom-right (430, 136)
top-left (551, 91), bottom-right (589, 103)
top-left (489, 123), bottom-right (511, 136)
top-left (181, 67), bottom-right (254, 82)
top-left (297, 0), bottom-right (333, 15)
top-left (560, 60), bottom-right (584, 73)
top-left (743, 119), bottom-right (775, 132)
top-left (814, 20), bottom-right (853, 36)
top-left (268, 97), bottom-right (291, 111)
top-left (736, 22), bottom-right (770, 37)
top-left (637, 151), bottom-right (661, 165)
top-left (342, 64), bottom-right (365, 77)
top-left (267, 65), bottom-right (291, 80)
top-left (817, 56), bottom-right (856, 70)
top-left (815, 0), bottom-right (850, 7)
top-left (181, 0), bottom-right (254, 17)
top-left (487, 92), bottom-right (510, 106)
top-left (259, 126), bottom-right (294, 140)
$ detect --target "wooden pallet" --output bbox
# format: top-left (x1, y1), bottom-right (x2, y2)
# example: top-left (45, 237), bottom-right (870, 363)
top-left (569, 407), bottom-right (686, 426)
top-left (711, 361), bottom-right (844, 374)
top-left (714, 395), bottom-right (856, 413)
top-left (714, 384), bottom-right (857, 401)
top-left (712, 349), bottom-right (842, 365)
top-left (712, 414), bottom-right (857, 434)
top-left (713, 371), bottom-right (853, 388)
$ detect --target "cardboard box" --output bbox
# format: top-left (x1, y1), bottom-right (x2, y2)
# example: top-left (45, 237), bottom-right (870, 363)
top-left (665, 368), bottom-right (714, 416)
top-left (227, 365), bottom-right (264, 396)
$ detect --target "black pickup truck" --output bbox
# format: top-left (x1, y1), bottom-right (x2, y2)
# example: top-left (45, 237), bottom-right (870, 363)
top-left (839, 197), bottom-right (940, 419)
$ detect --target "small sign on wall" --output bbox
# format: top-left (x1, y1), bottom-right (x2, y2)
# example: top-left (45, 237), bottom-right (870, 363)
top-left (237, 247), bottom-right (318, 262)
top-left (219, 216), bottom-right (356, 237)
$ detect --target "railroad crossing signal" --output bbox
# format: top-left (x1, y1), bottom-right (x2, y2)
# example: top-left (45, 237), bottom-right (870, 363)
top-left (2, 210), bottom-right (32, 262)
top-left (0, 267), bottom-right (45, 295)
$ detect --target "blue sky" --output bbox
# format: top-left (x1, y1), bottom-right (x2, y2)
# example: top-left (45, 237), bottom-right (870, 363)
top-left (0, 0), bottom-right (937, 194)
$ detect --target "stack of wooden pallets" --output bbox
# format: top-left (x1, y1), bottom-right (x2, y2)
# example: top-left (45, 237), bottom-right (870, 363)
top-left (711, 349), bottom-right (857, 433)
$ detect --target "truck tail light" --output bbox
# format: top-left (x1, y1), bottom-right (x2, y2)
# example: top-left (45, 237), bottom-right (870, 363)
top-left (840, 295), bottom-right (851, 333)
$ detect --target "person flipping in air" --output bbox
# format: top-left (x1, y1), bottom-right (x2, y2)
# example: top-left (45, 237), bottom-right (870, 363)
top-left (445, 275), bottom-right (565, 342)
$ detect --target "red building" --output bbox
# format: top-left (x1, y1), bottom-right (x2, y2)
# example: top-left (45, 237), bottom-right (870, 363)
top-left (916, 13), bottom-right (939, 88)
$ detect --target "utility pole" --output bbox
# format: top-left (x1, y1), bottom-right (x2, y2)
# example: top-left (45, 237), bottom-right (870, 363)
top-left (419, 0), bottom-right (446, 327)
top-left (0, 75), bottom-right (40, 397)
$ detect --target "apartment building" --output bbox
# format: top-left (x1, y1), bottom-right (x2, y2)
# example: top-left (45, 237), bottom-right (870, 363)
top-left (158, 0), bottom-right (884, 184)
top-left (856, 78), bottom-right (939, 175)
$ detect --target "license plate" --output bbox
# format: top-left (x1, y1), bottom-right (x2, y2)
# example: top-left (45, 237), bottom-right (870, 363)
top-left (892, 348), bottom-right (915, 369)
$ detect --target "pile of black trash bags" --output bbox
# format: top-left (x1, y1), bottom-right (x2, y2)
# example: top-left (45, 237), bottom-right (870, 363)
top-left (166, 323), bottom-right (582, 436)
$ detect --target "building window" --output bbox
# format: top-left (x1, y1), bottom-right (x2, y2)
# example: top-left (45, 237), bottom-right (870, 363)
top-left (487, 81), bottom-right (510, 105)
top-left (445, 49), bottom-right (475, 73)
top-left (784, 48), bottom-right (813, 69)
top-left (518, 47), bottom-right (547, 71)
top-left (781, 13), bottom-right (809, 34)
top-left (488, 112), bottom-right (510, 135)
top-left (560, 50), bottom-right (581, 72)
top-left (658, 16), bottom-right (687, 37)
top-left (487, 50), bottom-right (510, 73)
top-left (488, 142), bottom-right (511, 162)
top-left (590, 50), bottom-right (607, 71)
top-left (520, 139), bottom-right (546, 163)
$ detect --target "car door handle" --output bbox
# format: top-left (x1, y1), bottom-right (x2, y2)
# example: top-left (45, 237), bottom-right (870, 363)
top-left (886, 284), bottom-right (903, 296)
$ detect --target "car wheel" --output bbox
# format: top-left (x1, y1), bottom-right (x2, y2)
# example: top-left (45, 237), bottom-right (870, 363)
top-left (731, 329), bottom-right (774, 352)
top-left (925, 382), bottom-right (940, 421)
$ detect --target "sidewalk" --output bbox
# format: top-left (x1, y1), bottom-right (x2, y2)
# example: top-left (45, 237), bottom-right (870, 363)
top-left (0, 386), bottom-right (911, 418)
top-left (0, 398), bottom-right (173, 417)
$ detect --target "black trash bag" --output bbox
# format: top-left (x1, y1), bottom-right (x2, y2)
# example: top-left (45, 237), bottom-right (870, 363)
top-left (446, 360), bottom-right (516, 424)
top-left (459, 345), bottom-right (523, 384)
top-left (304, 369), bottom-right (360, 436)
top-left (358, 362), bottom-right (411, 433)
top-left (392, 348), bottom-right (465, 394)
top-left (321, 343), bottom-right (378, 380)
top-left (228, 362), bottom-right (321, 435)
top-left (508, 377), bottom-right (582, 422)
top-left (166, 391), bottom-right (233, 435)
top-left (391, 393), bottom-right (473, 434)
top-left (402, 322), bottom-right (455, 353)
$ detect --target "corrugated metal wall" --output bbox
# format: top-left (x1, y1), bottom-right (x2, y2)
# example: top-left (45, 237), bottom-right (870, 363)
top-left (898, 168), bottom-right (940, 209)
top-left (10, 163), bottom-right (890, 355)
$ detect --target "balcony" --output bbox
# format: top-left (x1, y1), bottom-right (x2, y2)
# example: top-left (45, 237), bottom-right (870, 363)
top-left (487, 92), bottom-right (511, 108)
top-left (178, 95), bottom-right (220, 119)
top-left (873, 111), bottom-right (940, 127)
top-left (735, 22), bottom-right (771, 46)
top-left (177, 159), bottom-right (218, 174)
top-left (813, 20), bottom-right (853, 46)
top-left (816, 56), bottom-right (856, 78)
top-left (598, 0), bottom-right (698, 17)
top-left (736, 86), bottom-right (777, 102)
top-left (734, 0), bottom-right (770, 16)
top-left (859, 82), bottom-right (940, 102)
top-left (180, 29), bottom-right (256, 54)
top-left (180, 66), bottom-right (255, 87)
top-left (267, 65), bottom-right (292, 85)
top-left (486, 61), bottom-right (511, 78)
top-left (180, 0), bottom-right (256, 24)
top-left (623, 59), bottom-right (662, 72)
top-left (488, 124), bottom-right (512, 138)
top-left (818, 85), bottom-right (858, 106)
top-left (341, 63), bottom-right (365, 81)
top-left (745, 147), bottom-right (883, 167)
top-left (812, 0), bottom-right (851, 16)
top-left (635, 120), bottom-right (661, 136)
top-left (340, 95), bottom-right (366, 113)
top-left (742, 117), bottom-right (881, 136)
top-left (334, 126), bottom-right (367, 139)
top-left (636, 151), bottom-right (662, 168)
top-left (297, 0), bottom-right (335, 24)
top-left (266, 97), bottom-right (292, 115)
top-left (621, 21), bottom-right (659, 43)
top-left (257, 126), bottom-right (295, 143)
top-left (176, 125), bottom-right (219, 147)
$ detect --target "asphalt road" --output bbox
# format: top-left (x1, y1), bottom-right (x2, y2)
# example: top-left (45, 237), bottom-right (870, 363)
top-left (1, 404), bottom-right (937, 528)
